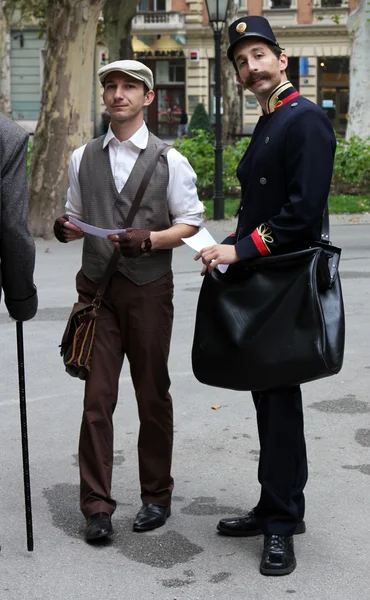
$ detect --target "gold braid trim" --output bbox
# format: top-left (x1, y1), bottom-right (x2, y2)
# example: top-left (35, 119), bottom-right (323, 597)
top-left (266, 81), bottom-right (293, 114)
top-left (257, 224), bottom-right (274, 253)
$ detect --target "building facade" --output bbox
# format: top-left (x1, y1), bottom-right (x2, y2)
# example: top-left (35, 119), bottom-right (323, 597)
top-left (10, 0), bottom-right (358, 137)
top-left (128, 0), bottom-right (357, 136)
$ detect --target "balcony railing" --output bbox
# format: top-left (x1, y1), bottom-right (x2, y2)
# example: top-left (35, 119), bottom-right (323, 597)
top-left (132, 11), bottom-right (185, 29)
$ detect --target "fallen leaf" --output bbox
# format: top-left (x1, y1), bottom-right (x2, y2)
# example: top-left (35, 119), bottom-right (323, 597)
top-left (211, 405), bottom-right (222, 410)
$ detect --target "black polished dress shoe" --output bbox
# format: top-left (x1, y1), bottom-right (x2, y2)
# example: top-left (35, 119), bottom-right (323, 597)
top-left (133, 503), bottom-right (171, 532)
top-left (260, 534), bottom-right (296, 575)
top-left (85, 512), bottom-right (113, 541)
top-left (217, 508), bottom-right (306, 537)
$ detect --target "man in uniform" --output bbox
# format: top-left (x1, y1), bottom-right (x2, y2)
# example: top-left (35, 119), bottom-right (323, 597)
top-left (195, 16), bottom-right (336, 575)
top-left (53, 60), bottom-right (203, 542)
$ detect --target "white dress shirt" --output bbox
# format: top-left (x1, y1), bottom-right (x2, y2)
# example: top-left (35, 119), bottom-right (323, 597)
top-left (65, 122), bottom-right (204, 227)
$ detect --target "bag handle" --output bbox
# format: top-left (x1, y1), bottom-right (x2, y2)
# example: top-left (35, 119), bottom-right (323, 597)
top-left (93, 142), bottom-right (170, 307)
top-left (321, 204), bottom-right (330, 243)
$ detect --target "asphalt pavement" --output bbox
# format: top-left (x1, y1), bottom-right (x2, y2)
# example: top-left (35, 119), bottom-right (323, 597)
top-left (0, 219), bottom-right (369, 600)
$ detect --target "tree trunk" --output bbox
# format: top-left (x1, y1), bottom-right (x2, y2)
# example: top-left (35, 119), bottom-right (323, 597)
top-left (221, 0), bottom-right (241, 144)
top-left (346, 0), bottom-right (370, 140)
top-left (102, 0), bottom-right (139, 61)
top-left (0, 3), bottom-right (12, 117)
top-left (28, 0), bottom-right (107, 238)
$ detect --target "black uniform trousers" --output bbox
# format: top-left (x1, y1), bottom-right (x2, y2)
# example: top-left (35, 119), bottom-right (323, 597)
top-left (251, 385), bottom-right (308, 537)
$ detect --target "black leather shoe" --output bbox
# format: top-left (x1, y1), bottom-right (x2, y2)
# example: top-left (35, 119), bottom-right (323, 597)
top-left (133, 503), bottom-right (171, 532)
top-left (260, 534), bottom-right (296, 575)
top-left (217, 509), bottom-right (306, 537)
top-left (85, 512), bottom-right (113, 541)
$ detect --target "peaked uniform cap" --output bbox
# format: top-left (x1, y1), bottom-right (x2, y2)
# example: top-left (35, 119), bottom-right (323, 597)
top-left (227, 16), bottom-right (280, 61)
top-left (97, 59), bottom-right (154, 90)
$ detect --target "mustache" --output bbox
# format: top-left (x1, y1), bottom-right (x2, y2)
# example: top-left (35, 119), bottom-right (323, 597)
top-left (245, 72), bottom-right (270, 87)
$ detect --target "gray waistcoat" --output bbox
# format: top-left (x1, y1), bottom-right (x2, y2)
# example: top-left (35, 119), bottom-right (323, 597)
top-left (78, 132), bottom-right (172, 285)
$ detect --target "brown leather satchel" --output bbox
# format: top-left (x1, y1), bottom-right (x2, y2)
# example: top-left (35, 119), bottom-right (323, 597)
top-left (60, 143), bottom-right (169, 380)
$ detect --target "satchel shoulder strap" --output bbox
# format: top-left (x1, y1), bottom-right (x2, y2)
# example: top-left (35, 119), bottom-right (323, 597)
top-left (92, 142), bottom-right (170, 306)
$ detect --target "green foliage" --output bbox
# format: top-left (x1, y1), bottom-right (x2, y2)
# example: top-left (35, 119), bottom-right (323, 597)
top-left (173, 129), bottom-right (214, 194)
top-left (223, 138), bottom-right (250, 194)
top-left (202, 195), bottom-right (370, 220)
top-left (187, 103), bottom-right (212, 137)
top-left (27, 140), bottom-right (32, 176)
top-left (175, 131), bottom-right (370, 201)
top-left (4, 0), bottom-right (47, 30)
top-left (332, 135), bottom-right (370, 194)
top-left (174, 130), bottom-right (250, 197)
top-left (329, 194), bottom-right (370, 213)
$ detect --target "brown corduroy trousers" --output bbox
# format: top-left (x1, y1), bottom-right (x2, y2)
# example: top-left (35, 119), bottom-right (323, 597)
top-left (76, 268), bottom-right (174, 518)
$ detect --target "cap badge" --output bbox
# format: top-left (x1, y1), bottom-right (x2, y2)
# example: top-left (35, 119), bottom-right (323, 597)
top-left (236, 22), bottom-right (247, 34)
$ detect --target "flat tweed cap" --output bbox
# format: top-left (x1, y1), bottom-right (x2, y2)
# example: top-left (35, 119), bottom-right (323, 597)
top-left (98, 59), bottom-right (154, 90)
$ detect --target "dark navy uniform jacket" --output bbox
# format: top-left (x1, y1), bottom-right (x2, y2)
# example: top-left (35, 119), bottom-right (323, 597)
top-left (227, 88), bottom-right (336, 261)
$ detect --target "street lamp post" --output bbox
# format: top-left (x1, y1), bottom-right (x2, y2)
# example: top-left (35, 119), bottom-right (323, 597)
top-left (205, 0), bottom-right (229, 221)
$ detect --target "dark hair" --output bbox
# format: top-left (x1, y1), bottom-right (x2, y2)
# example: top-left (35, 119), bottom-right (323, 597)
top-left (232, 40), bottom-right (283, 74)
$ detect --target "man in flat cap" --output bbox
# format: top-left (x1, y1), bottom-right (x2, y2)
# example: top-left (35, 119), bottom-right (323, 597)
top-left (195, 16), bottom-right (336, 575)
top-left (53, 60), bottom-right (203, 542)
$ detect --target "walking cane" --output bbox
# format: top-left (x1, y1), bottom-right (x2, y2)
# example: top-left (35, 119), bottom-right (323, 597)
top-left (16, 321), bottom-right (34, 552)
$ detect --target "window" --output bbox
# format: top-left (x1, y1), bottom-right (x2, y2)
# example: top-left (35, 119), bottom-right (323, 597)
top-left (318, 58), bottom-right (349, 85)
top-left (287, 57), bottom-right (299, 92)
top-left (269, 0), bottom-right (291, 7)
top-left (156, 60), bottom-right (184, 84)
top-left (318, 58), bottom-right (349, 134)
top-left (138, 0), bottom-right (166, 10)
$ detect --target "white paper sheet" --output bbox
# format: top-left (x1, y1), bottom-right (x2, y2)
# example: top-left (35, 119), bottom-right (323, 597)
top-left (181, 227), bottom-right (229, 273)
top-left (69, 217), bottom-right (126, 238)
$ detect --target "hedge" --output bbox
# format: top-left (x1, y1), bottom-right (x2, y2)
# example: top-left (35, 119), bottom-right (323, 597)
top-left (174, 131), bottom-right (370, 197)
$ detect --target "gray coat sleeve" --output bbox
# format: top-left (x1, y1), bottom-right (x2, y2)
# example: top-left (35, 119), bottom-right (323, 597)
top-left (0, 114), bottom-right (38, 321)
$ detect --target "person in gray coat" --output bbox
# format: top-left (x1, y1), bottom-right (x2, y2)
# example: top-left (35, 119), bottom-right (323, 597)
top-left (0, 113), bottom-right (37, 321)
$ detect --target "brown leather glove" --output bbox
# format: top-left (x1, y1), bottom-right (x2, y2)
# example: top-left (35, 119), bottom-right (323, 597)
top-left (117, 227), bottom-right (152, 258)
top-left (53, 214), bottom-right (70, 243)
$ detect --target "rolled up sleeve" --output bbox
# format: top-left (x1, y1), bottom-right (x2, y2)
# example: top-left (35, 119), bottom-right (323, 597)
top-left (167, 148), bottom-right (204, 227)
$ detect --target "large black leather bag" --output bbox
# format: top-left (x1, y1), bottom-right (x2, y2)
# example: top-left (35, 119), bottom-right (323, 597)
top-left (192, 244), bottom-right (345, 391)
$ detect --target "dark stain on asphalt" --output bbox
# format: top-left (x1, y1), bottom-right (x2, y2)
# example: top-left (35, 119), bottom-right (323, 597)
top-left (183, 570), bottom-right (195, 577)
top-left (44, 484), bottom-right (203, 567)
top-left (172, 496), bottom-right (185, 502)
top-left (355, 429), bottom-right (370, 447)
top-left (209, 572), bottom-right (232, 583)
top-left (342, 464), bottom-right (370, 475)
top-left (114, 524), bottom-right (203, 568)
top-left (162, 578), bottom-right (194, 588)
top-left (181, 497), bottom-right (244, 516)
top-left (162, 569), bottom-right (196, 587)
top-left (72, 450), bottom-right (125, 467)
top-left (250, 449), bottom-right (260, 462)
top-left (43, 483), bottom-right (84, 539)
top-left (309, 395), bottom-right (370, 414)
